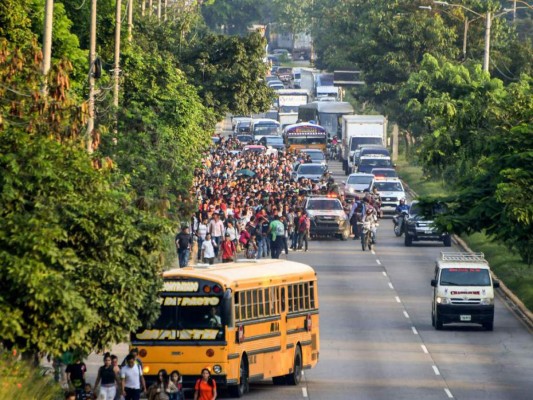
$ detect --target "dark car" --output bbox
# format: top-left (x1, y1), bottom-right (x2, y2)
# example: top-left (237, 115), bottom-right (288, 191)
top-left (258, 135), bottom-right (286, 151)
top-left (371, 168), bottom-right (398, 178)
top-left (404, 200), bottom-right (452, 247)
top-left (236, 135), bottom-right (254, 144)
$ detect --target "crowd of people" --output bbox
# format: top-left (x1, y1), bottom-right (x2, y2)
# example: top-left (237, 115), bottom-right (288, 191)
top-left (60, 349), bottom-right (190, 400)
top-left (173, 134), bottom-right (387, 266)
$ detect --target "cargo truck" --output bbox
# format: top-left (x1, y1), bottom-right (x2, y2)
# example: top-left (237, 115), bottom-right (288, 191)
top-left (340, 115), bottom-right (387, 174)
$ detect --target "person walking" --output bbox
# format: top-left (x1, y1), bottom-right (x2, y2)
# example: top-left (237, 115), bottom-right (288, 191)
top-left (193, 368), bottom-right (217, 400)
top-left (65, 355), bottom-right (86, 400)
top-left (268, 214), bottom-right (285, 259)
top-left (220, 233), bottom-right (236, 263)
top-left (201, 233), bottom-right (217, 265)
top-left (94, 354), bottom-right (119, 400)
top-left (297, 211), bottom-right (310, 252)
top-left (175, 225), bottom-right (193, 268)
top-left (196, 217), bottom-right (208, 261)
top-left (208, 213), bottom-right (225, 257)
top-left (169, 370), bottom-right (184, 400)
top-left (147, 369), bottom-right (176, 400)
top-left (121, 354), bottom-right (146, 400)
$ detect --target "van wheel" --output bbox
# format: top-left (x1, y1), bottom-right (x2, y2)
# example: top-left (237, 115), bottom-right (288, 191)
top-left (228, 356), bottom-right (249, 397)
top-left (483, 320), bottom-right (494, 331)
top-left (443, 235), bottom-right (452, 247)
top-left (286, 346), bottom-right (302, 385)
top-left (404, 233), bottom-right (413, 247)
top-left (435, 311), bottom-right (443, 330)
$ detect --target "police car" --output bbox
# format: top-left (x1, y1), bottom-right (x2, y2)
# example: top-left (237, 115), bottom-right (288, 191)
top-left (369, 178), bottom-right (405, 213)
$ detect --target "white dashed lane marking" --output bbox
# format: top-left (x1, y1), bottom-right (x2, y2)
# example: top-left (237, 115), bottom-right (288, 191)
top-left (376, 259), bottom-right (381, 265)
top-left (395, 296), bottom-right (401, 303)
top-left (382, 271), bottom-right (387, 277)
top-left (302, 387), bottom-right (308, 397)
top-left (403, 311), bottom-right (409, 319)
top-left (432, 365), bottom-right (441, 375)
top-left (388, 282), bottom-right (394, 289)
top-left (412, 326), bottom-right (419, 335)
top-left (444, 388), bottom-right (454, 398)
top-left (421, 344), bottom-right (428, 354)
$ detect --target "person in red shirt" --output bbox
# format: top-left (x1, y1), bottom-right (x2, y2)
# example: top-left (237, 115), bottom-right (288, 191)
top-left (220, 233), bottom-right (236, 263)
top-left (193, 368), bottom-right (217, 400)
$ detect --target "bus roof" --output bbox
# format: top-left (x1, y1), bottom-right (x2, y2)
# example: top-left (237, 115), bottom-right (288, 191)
top-left (276, 88), bottom-right (310, 96)
top-left (298, 101), bottom-right (354, 114)
top-left (163, 259), bottom-right (316, 290)
top-left (284, 122), bottom-right (327, 135)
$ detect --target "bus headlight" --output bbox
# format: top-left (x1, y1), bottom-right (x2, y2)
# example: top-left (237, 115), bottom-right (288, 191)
top-left (213, 365), bottom-right (222, 374)
top-left (436, 297), bottom-right (451, 305)
top-left (480, 298), bottom-right (493, 305)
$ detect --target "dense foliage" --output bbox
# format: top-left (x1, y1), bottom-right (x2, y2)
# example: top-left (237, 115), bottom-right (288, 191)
top-left (0, 0), bottom-right (274, 357)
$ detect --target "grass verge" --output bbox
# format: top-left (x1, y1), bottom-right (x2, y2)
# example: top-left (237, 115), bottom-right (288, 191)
top-left (396, 155), bottom-right (533, 312)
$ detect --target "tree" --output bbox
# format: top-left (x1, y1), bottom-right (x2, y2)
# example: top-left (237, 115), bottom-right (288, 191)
top-left (0, 38), bottom-right (170, 355)
top-left (401, 55), bottom-right (533, 264)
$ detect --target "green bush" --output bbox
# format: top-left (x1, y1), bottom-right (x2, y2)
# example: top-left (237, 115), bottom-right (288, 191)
top-left (0, 350), bottom-right (63, 400)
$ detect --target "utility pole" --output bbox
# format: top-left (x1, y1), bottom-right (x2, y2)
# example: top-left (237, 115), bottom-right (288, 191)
top-left (483, 11), bottom-right (491, 73)
top-left (41, 0), bottom-right (54, 93)
top-left (113, 0), bottom-right (122, 110)
top-left (87, 0), bottom-right (97, 154)
top-left (158, 0), bottom-right (161, 20)
top-left (164, 0), bottom-right (168, 21)
top-left (462, 17), bottom-right (468, 60)
top-left (149, 0), bottom-right (153, 16)
top-left (141, 0), bottom-right (145, 17)
top-left (127, 0), bottom-right (133, 42)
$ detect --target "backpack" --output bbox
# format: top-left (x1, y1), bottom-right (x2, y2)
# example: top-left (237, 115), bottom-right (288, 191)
top-left (274, 221), bottom-right (285, 236)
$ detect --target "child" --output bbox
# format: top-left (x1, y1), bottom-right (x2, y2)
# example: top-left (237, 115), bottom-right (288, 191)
top-left (169, 370), bottom-right (184, 400)
top-left (81, 383), bottom-right (96, 399)
top-left (246, 234), bottom-right (258, 259)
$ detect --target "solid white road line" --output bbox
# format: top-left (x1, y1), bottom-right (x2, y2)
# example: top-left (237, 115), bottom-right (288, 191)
top-left (444, 388), bottom-right (454, 398)
top-left (432, 365), bottom-right (441, 375)
top-left (421, 344), bottom-right (428, 354)
top-left (376, 259), bottom-right (381, 265)
top-left (395, 296), bottom-right (401, 303)
top-left (302, 387), bottom-right (308, 397)
top-left (412, 326), bottom-right (419, 335)
top-left (388, 282), bottom-right (394, 289)
top-left (403, 311), bottom-right (409, 319)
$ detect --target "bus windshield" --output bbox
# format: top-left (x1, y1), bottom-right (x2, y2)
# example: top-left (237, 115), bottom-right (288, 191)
top-left (318, 113), bottom-right (339, 137)
top-left (287, 136), bottom-right (327, 145)
top-left (254, 125), bottom-right (279, 136)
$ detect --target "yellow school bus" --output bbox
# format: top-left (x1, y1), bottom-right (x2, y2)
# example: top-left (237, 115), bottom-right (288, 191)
top-left (284, 123), bottom-right (328, 153)
top-left (132, 259), bottom-right (320, 397)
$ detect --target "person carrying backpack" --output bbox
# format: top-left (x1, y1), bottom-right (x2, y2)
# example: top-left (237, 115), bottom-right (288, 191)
top-left (268, 214), bottom-right (285, 259)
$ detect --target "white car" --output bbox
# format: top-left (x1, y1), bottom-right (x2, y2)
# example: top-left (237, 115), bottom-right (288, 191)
top-left (343, 173), bottom-right (374, 200)
top-left (370, 178), bottom-right (406, 213)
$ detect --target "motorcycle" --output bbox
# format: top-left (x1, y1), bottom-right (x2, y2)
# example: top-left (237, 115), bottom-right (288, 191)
top-left (393, 211), bottom-right (409, 237)
top-left (359, 220), bottom-right (378, 251)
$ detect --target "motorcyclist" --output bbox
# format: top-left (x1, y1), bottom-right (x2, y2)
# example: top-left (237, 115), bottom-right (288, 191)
top-left (393, 198), bottom-right (410, 235)
top-left (361, 206), bottom-right (378, 244)
top-left (371, 186), bottom-right (383, 218)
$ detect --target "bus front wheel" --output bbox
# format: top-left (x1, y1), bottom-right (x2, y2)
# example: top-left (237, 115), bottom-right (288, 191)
top-left (229, 356), bottom-right (249, 398)
top-left (286, 346), bottom-right (302, 385)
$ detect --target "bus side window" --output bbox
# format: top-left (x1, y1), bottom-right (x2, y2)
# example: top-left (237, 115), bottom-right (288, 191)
top-left (235, 292), bottom-right (240, 322)
top-left (288, 285), bottom-right (293, 312)
top-left (299, 284), bottom-right (305, 311)
top-left (246, 290), bottom-right (252, 320)
top-left (258, 289), bottom-right (264, 317)
top-left (281, 287), bottom-right (286, 313)
top-left (252, 290), bottom-right (259, 318)
top-left (309, 281), bottom-right (316, 309)
top-left (264, 288), bottom-right (270, 317)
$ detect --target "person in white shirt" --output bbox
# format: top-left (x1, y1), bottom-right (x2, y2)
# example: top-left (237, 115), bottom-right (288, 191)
top-left (196, 218), bottom-right (208, 261)
top-left (201, 233), bottom-right (217, 265)
top-left (121, 355), bottom-right (146, 400)
top-left (207, 213), bottom-right (224, 257)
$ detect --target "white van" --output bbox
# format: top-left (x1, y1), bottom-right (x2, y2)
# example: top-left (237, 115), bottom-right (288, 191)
top-left (431, 252), bottom-right (499, 331)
